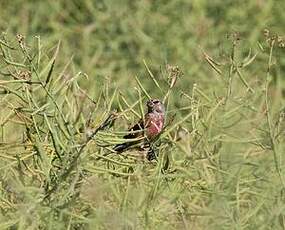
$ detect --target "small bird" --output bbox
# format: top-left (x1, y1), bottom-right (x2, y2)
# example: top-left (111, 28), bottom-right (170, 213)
top-left (113, 99), bottom-right (165, 157)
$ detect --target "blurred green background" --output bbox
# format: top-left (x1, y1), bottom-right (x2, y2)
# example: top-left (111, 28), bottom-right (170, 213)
top-left (1, 0), bottom-right (284, 92)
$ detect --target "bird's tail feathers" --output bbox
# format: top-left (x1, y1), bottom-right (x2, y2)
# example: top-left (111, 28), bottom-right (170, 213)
top-left (113, 142), bottom-right (132, 153)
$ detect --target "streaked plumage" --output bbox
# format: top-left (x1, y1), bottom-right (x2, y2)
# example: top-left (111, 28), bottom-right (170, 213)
top-left (113, 99), bottom-right (165, 156)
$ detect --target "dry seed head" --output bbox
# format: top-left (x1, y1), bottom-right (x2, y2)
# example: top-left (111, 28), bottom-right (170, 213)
top-left (271, 35), bottom-right (277, 41)
top-left (16, 34), bottom-right (25, 47)
top-left (166, 64), bottom-right (182, 88)
top-left (233, 31), bottom-right (241, 42)
top-left (263, 29), bottom-right (270, 38)
top-left (16, 34), bottom-right (26, 49)
top-left (19, 70), bottom-right (31, 80)
top-left (264, 30), bottom-right (284, 48)
top-left (227, 31), bottom-right (241, 44)
top-left (277, 36), bottom-right (284, 48)
top-left (16, 34), bottom-right (24, 43)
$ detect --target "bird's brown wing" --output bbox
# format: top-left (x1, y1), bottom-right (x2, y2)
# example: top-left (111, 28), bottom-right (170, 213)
top-left (113, 118), bottom-right (145, 153)
top-left (123, 118), bottom-right (145, 139)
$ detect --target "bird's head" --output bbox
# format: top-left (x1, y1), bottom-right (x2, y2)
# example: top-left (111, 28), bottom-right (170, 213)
top-left (147, 99), bottom-right (165, 114)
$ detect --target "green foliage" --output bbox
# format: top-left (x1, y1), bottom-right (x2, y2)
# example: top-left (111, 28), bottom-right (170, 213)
top-left (0, 0), bottom-right (285, 229)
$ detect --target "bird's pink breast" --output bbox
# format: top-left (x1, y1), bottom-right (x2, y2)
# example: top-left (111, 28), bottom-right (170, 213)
top-left (146, 114), bottom-right (164, 138)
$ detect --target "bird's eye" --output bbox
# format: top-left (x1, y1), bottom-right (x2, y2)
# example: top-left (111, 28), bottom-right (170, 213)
top-left (152, 100), bottom-right (159, 104)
